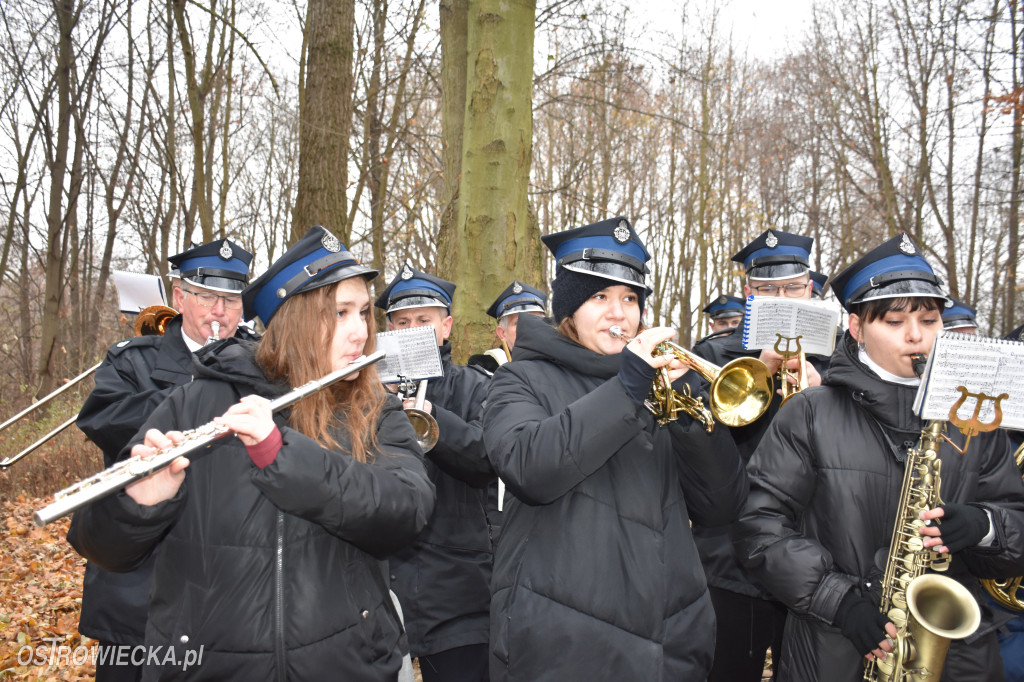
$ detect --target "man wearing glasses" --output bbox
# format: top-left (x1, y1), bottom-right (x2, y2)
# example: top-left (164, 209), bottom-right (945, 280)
top-left (71, 238), bottom-right (255, 682)
top-left (691, 230), bottom-right (830, 682)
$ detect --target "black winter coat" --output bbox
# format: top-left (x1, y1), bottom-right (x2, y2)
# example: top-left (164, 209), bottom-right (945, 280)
top-left (735, 332), bottom-right (1024, 682)
top-left (483, 314), bottom-right (747, 682)
top-left (691, 326), bottom-right (831, 599)
top-left (72, 316), bottom-right (257, 645)
top-left (68, 339), bottom-right (435, 681)
top-left (389, 342), bottom-right (498, 657)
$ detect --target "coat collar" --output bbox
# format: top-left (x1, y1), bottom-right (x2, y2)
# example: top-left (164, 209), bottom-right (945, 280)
top-left (512, 313), bottom-right (621, 379)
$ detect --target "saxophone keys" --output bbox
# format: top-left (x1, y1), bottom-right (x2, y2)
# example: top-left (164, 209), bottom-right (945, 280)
top-left (887, 606), bottom-right (908, 627)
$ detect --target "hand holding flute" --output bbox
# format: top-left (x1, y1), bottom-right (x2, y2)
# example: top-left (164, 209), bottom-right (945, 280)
top-left (126, 394), bottom-right (275, 505)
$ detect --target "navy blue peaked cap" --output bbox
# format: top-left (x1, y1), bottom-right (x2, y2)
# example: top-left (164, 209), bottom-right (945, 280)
top-left (487, 281), bottom-right (547, 320)
top-left (810, 270), bottom-right (828, 298)
top-left (168, 238), bottom-right (253, 293)
top-left (942, 298), bottom-right (978, 330)
top-left (374, 262), bottom-right (456, 313)
top-left (242, 226), bottom-right (378, 326)
top-left (827, 233), bottom-right (946, 312)
top-left (732, 230), bottom-right (813, 281)
top-left (541, 216), bottom-right (652, 293)
top-left (702, 294), bottom-right (745, 319)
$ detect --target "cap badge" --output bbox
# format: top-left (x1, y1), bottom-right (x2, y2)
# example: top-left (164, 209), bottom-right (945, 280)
top-left (899, 233), bottom-right (916, 255)
top-left (765, 231), bottom-right (779, 248)
top-left (219, 242), bottom-right (233, 260)
top-left (321, 232), bottom-right (341, 253)
top-left (718, 296), bottom-right (727, 305)
top-left (512, 282), bottom-right (523, 294)
top-left (401, 264), bottom-right (414, 280)
top-left (613, 221), bottom-right (630, 244)
top-left (944, 298), bottom-right (954, 308)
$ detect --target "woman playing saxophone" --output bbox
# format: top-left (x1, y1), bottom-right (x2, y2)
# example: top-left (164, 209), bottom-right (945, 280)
top-left (733, 233), bottom-right (1024, 682)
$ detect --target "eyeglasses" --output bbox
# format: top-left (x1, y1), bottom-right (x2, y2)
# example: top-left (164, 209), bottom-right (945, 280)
top-left (751, 282), bottom-right (810, 298)
top-left (182, 289), bottom-right (243, 310)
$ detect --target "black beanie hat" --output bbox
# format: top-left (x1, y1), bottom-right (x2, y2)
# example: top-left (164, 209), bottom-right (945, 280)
top-left (551, 266), bottom-right (646, 323)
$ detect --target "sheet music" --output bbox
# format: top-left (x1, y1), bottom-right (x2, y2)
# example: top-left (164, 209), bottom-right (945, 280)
top-left (914, 332), bottom-right (1024, 429)
top-left (741, 297), bottom-right (840, 356)
top-left (376, 326), bottom-right (444, 384)
top-left (112, 271), bottom-right (167, 313)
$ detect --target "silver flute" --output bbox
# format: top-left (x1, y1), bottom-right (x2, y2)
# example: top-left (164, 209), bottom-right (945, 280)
top-left (34, 350), bottom-right (385, 527)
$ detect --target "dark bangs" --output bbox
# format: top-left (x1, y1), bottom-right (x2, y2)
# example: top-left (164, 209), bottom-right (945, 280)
top-left (852, 296), bottom-right (944, 323)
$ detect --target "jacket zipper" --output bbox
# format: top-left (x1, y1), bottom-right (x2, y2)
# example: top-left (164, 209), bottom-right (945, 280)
top-left (275, 510), bottom-right (286, 682)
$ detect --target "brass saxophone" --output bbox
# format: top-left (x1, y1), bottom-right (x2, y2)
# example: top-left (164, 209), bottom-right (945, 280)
top-left (980, 441), bottom-right (1024, 611)
top-left (864, 418), bottom-right (982, 681)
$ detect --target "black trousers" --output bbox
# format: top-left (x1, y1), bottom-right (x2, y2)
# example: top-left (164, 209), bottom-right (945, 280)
top-left (418, 643), bottom-right (489, 682)
top-left (708, 586), bottom-right (788, 682)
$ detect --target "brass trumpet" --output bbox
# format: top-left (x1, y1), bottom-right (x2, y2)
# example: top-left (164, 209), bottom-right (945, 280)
top-left (402, 379), bottom-right (439, 452)
top-left (775, 334), bottom-right (809, 407)
top-left (609, 326), bottom-right (773, 429)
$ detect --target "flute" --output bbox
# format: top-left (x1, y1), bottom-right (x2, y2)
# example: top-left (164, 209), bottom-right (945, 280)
top-left (33, 350), bottom-right (385, 527)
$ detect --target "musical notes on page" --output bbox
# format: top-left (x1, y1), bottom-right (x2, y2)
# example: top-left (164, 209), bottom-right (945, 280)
top-left (913, 332), bottom-right (1024, 429)
top-left (741, 297), bottom-right (841, 356)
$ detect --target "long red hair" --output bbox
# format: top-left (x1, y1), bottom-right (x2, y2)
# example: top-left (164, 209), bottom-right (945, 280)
top-left (255, 279), bottom-right (384, 462)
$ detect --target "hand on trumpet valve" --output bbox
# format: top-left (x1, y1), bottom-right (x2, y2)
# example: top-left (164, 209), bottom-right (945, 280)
top-left (125, 429), bottom-right (190, 506)
top-left (758, 348), bottom-right (822, 393)
top-left (624, 327), bottom-right (688, 382)
top-left (214, 395), bottom-right (275, 447)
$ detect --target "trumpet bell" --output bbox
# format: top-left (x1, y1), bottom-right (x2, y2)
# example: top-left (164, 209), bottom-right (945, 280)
top-left (711, 358), bottom-right (774, 427)
top-left (406, 408), bottom-right (439, 452)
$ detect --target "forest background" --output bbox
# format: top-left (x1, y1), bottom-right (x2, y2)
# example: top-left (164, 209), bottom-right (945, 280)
top-left (0, 1), bottom-right (1021, 678)
top-left (0, 0), bottom-right (1022, 486)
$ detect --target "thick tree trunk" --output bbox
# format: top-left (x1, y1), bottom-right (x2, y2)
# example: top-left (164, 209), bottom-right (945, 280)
top-left (442, 0), bottom-right (540, 362)
top-left (292, 0), bottom-right (356, 245)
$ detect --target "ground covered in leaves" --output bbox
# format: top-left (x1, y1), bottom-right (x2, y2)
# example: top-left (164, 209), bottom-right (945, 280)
top-left (0, 495), bottom-right (93, 680)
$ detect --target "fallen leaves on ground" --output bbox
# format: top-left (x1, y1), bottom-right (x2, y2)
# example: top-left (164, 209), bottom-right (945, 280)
top-left (0, 494), bottom-right (93, 681)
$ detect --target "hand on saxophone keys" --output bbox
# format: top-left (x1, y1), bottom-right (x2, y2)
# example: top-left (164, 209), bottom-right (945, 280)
top-left (918, 503), bottom-right (990, 554)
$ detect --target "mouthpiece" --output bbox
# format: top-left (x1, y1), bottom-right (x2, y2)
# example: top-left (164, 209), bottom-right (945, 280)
top-left (911, 353), bottom-right (928, 378)
top-left (609, 326), bottom-right (629, 341)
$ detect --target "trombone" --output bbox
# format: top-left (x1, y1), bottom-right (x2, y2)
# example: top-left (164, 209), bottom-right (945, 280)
top-left (609, 326), bottom-right (773, 429)
top-left (0, 305), bottom-right (178, 469)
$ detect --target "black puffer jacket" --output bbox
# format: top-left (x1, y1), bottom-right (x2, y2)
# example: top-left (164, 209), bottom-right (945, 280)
top-left (483, 314), bottom-right (746, 682)
top-left (73, 316), bottom-right (257, 646)
top-left (389, 342), bottom-right (498, 657)
top-left (68, 339), bottom-right (435, 681)
top-left (691, 325), bottom-right (831, 598)
top-left (735, 332), bottom-right (1024, 682)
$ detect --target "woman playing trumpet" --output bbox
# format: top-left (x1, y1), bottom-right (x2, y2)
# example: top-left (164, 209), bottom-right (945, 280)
top-left (68, 226), bottom-right (435, 681)
top-left (482, 217), bottom-right (745, 681)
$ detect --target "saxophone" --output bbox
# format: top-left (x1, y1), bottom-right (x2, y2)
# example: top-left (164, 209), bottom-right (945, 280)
top-left (864, 420), bottom-right (982, 682)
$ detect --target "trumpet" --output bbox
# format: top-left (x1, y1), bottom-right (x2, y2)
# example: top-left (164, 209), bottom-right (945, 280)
top-left (609, 326), bottom-right (773, 429)
top-left (0, 304), bottom-right (179, 469)
top-left (775, 334), bottom-right (809, 407)
top-left (33, 350), bottom-right (386, 527)
top-left (400, 379), bottom-right (439, 452)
